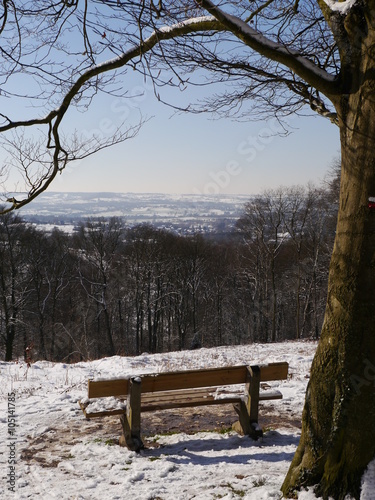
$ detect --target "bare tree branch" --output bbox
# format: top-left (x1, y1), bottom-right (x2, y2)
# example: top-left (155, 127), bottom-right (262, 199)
top-left (0, 2), bottom-right (343, 213)
top-left (196, 0), bottom-right (340, 97)
top-left (0, 13), bottom-right (223, 213)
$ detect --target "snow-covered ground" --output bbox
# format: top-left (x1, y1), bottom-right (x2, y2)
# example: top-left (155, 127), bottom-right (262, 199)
top-left (1, 341), bottom-right (374, 499)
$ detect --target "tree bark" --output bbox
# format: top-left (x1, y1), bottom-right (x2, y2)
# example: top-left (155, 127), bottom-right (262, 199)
top-left (282, 73), bottom-right (375, 498)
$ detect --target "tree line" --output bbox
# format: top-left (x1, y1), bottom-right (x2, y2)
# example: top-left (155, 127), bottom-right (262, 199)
top-left (0, 2), bottom-right (369, 495)
top-left (1, 181), bottom-right (338, 362)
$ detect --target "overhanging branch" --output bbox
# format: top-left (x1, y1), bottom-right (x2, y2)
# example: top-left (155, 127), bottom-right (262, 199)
top-left (1, 14), bottom-right (223, 213)
top-left (196, 0), bottom-right (340, 98)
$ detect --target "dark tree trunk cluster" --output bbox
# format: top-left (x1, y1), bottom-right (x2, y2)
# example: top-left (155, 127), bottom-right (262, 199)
top-left (0, 181), bottom-right (337, 362)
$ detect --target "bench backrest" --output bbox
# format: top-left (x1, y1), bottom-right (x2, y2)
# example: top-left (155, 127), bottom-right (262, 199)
top-left (87, 361), bottom-right (288, 399)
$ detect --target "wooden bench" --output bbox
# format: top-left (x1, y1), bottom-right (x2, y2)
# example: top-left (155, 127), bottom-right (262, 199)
top-left (79, 361), bottom-right (288, 451)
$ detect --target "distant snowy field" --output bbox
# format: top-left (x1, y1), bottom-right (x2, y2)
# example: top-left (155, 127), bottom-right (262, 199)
top-left (1, 341), bottom-right (374, 499)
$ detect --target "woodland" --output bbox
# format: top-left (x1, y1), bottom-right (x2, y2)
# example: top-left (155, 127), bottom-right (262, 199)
top-left (1, 179), bottom-right (337, 363)
top-left (0, 1), bottom-right (373, 496)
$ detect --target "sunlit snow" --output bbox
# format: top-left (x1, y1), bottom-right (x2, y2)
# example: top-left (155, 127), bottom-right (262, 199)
top-left (1, 341), bottom-right (374, 499)
top-left (323, 0), bottom-right (357, 14)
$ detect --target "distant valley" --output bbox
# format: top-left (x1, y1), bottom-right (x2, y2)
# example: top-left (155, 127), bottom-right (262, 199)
top-left (19, 192), bottom-right (252, 235)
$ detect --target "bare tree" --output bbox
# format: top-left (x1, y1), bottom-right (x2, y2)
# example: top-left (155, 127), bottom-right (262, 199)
top-left (237, 189), bottom-right (288, 342)
top-left (0, 2), bottom-right (221, 210)
top-left (282, 185), bottom-right (317, 339)
top-left (0, 212), bottom-right (30, 360)
top-left (75, 217), bottom-right (125, 356)
top-left (157, 3), bottom-right (375, 497)
top-left (295, 186), bottom-right (334, 340)
top-left (0, 1), bottom-right (374, 497)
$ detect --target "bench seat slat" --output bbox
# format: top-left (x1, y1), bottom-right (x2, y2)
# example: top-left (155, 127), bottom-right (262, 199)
top-left (80, 388), bottom-right (283, 418)
top-left (141, 387), bottom-right (242, 411)
top-left (141, 388), bottom-right (283, 411)
top-left (79, 401), bottom-right (126, 419)
top-left (87, 362), bottom-right (288, 399)
top-left (141, 367), bottom-right (247, 393)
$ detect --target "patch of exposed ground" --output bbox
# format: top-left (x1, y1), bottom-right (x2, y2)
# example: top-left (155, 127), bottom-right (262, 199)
top-left (20, 402), bottom-right (301, 468)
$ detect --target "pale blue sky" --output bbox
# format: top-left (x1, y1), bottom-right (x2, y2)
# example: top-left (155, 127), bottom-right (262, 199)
top-left (55, 81), bottom-right (340, 195)
top-left (3, 70), bottom-right (340, 197)
top-left (0, 4), bottom-right (341, 200)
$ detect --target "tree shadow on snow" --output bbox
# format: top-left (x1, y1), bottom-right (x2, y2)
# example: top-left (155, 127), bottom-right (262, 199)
top-left (143, 430), bottom-right (300, 466)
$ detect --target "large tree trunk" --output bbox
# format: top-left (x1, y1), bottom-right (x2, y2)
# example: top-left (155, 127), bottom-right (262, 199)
top-left (282, 76), bottom-right (375, 497)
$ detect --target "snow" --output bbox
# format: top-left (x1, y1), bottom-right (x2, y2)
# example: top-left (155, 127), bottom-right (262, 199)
top-left (362, 459), bottom-right (375, 499)
top-left (158, 15), bottom-right (216, 34)
top-left (82, 396), bottom-right (126, 414)
top-left (323, 0), bottom-right (358, 15)
top-left (1, 341), bottom-right (373, 499)
top-left (199, 1), bottom-right (335, 83)
top-left (30, 223), bottom-right (76, 234)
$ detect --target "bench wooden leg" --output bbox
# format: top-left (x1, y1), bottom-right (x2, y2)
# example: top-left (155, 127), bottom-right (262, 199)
top-left (119, 377), bottom-right (144, 451)
top-left (233, 365), bottom-right (263, 440)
